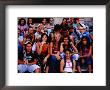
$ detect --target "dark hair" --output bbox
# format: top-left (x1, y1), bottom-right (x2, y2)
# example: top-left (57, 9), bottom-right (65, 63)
top-left (61, 25), bottom-right (69, 31)
top-left (54, 24), bottom-right (62, 32)
top-left (27, 18), bottom-right (33, 26)
top-left (61, 18), bottom-right (67, 25)
top-left (64, 48), bottom-right (72, 53)
top-left (50, 18), bottom-right (54, 20)
top-left (41, 33), bottom-right (49, 43)
top-left (62, 36), bottom-right (73, 51)
top-left (24, 42), bottom-right (32, 52)
top-left (18, 18), bottom-right (26, 26)
top-left (26, 34), bottom-right (32, 41)
top-left (74, 18), bottom-right (79, 24)
top-left (61, 18), bottom-right (69, 31)
top-left (62, 18), bottom-right (67, 21)
top-left (42, 18), bottom-right (47, 22)
top-left (25, 41), bottom-right (32, 46)
top-left (80, 36), bottom-right (91, 49)
top-left (28, 26), bottom-right (33, 30)
top-left (63, 36), bottom-right (71, 43)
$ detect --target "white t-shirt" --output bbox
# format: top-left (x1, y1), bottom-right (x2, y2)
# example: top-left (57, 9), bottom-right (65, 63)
top-left (34, 32), bottom-right (41, 40)
top-left (32, 42), bottom-right (36, 52)
top-left (64, 61), bottom-right (73, 73)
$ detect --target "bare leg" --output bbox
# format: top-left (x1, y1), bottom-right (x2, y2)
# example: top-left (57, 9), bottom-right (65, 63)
top-left (45, 66), bottom-right (49, 73)
top-left (88, 65), bottom-right (92, 73)
top-left (35, 68), bottom-right (40, 73)
top-left (77, 66), bottom-right (81, 73)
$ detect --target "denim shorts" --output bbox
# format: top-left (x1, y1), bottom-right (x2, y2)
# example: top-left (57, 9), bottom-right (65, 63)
top-left (18, 64), bottom-right (40, 73)
top-left (76, 57), bottom-right (93, 66)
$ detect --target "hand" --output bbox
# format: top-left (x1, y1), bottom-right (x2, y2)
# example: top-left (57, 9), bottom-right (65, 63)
top-left (24, 60), bottom-right (28, 64)
top-left (41, 42), bottom-right (46, 46)
top-left (61, 42), bottom-right (64, 45)
top-left (70, 36), bottom-right (73, 40)
top-left (41, 29), bottom-right (44, 33)
top-left (50, 42), bottom-right (53, 47)
top-left (70, 42), bottom-right (74, 46)
top-left (79, 56), bottom-right (83, 58)
top-left (81, 59), bottom-right (85, 64)
top-left (37, 42), bottom-right (41, 46)
top-left (55, 55), bottom-right (61, 60)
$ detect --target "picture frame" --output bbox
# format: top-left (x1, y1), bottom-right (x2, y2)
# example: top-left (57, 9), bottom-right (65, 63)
top-left (0, 0), bottom-right (109, 90)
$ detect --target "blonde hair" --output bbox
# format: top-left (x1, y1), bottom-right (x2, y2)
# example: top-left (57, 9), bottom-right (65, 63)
top-left (54, 32), bottom-right (61, 38)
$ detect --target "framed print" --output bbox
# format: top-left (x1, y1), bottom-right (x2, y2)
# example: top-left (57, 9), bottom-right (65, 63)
top-left (0, 0), bottom-right (109, 90)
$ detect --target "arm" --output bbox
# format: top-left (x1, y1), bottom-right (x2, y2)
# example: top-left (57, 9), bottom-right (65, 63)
top-left (60, 60), bottom-right (65, 73)
top-left (23, 37), bottom-right (27, 45)
top-left (39, 44), bottom-right (43, 54)
top-left (43, 44), bottom-right (50, 63)
top-left (46, 66), bottom-right (49, 73)
top-left (48, 44), bottom-right (50, 55)
top-left (25, 30), bottom-right (28, 36)
top-left (75, 39), bottom-right (81, 47)
top-left (29, 59), bottom-right (37, 64)
top-left (28, 59), bottom-right (37, 65)
top-left (71, 42), bottom-right (78, 53)
top-left (80, 49), bottom-right (85, 64)
top-left (90, 33), bottom-right (93, 40)
top-left (43, 54), bottom-right (50, 64)
top-left (60, 42), bottom-right (64, 53)
top-left (49, 42), bottom-right (53, 55)
top-left (73, 60), bottom-right (76, 72)
top-left (45, 58), bottom-right (50, 73)
top-left (18, 59), bottom-right (25, 64)
top-left (32, 35), bottom-right (35, 43)
top-left (36, 42), bottom-right (41, 55)
top-left (70, 35), bottom-right (74, 44)
top-left (18, 40), bottom-right (23, 47)
top-left (80, 46), bottom-right (92, 58)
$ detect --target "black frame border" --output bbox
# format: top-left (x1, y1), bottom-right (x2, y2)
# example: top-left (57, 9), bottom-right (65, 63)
top-left (0, 0), bottom-right (110, 90)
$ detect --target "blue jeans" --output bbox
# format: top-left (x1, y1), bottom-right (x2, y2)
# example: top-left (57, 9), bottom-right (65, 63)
top-left (48, 55), bottom-right (60, 73)
top-left (76, 57), bottom-right (93, 66)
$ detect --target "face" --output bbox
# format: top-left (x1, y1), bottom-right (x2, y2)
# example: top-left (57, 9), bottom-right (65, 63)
top-left (21, 20), bottom-right (25, 25)
top-left (82, 38), bottom-right (87, 45)
top-left (54, 33), bottom-right (61, 42)
top-left (42, 19), bottom-right (47, 25)
top-left (26, 44), bottom-right (32, 52)
top-left (42, 35), bottom-right (47, 42)
top-left (65, 51), bottom-right (71, 59)
top-left (76, 19), bottom-right (80, 23)
top-left (49, 18), bottom-right (54, 24)
top-left (79, 27), bottom-right (85, 33)
top-left (62, 19), bottom-right (67, 24)
top-left (26, 38), bottom-right (30, 41)
top-left (70, 18), bottom-right (74, 23)
top-left (38, 24), bottom-right (43, 32)
top-left (29, 28), bottom-right (33, 34)
top-left (29, 19), bottom-right (32, 24)
top-left (64, 37), bottom-right (69, 44)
